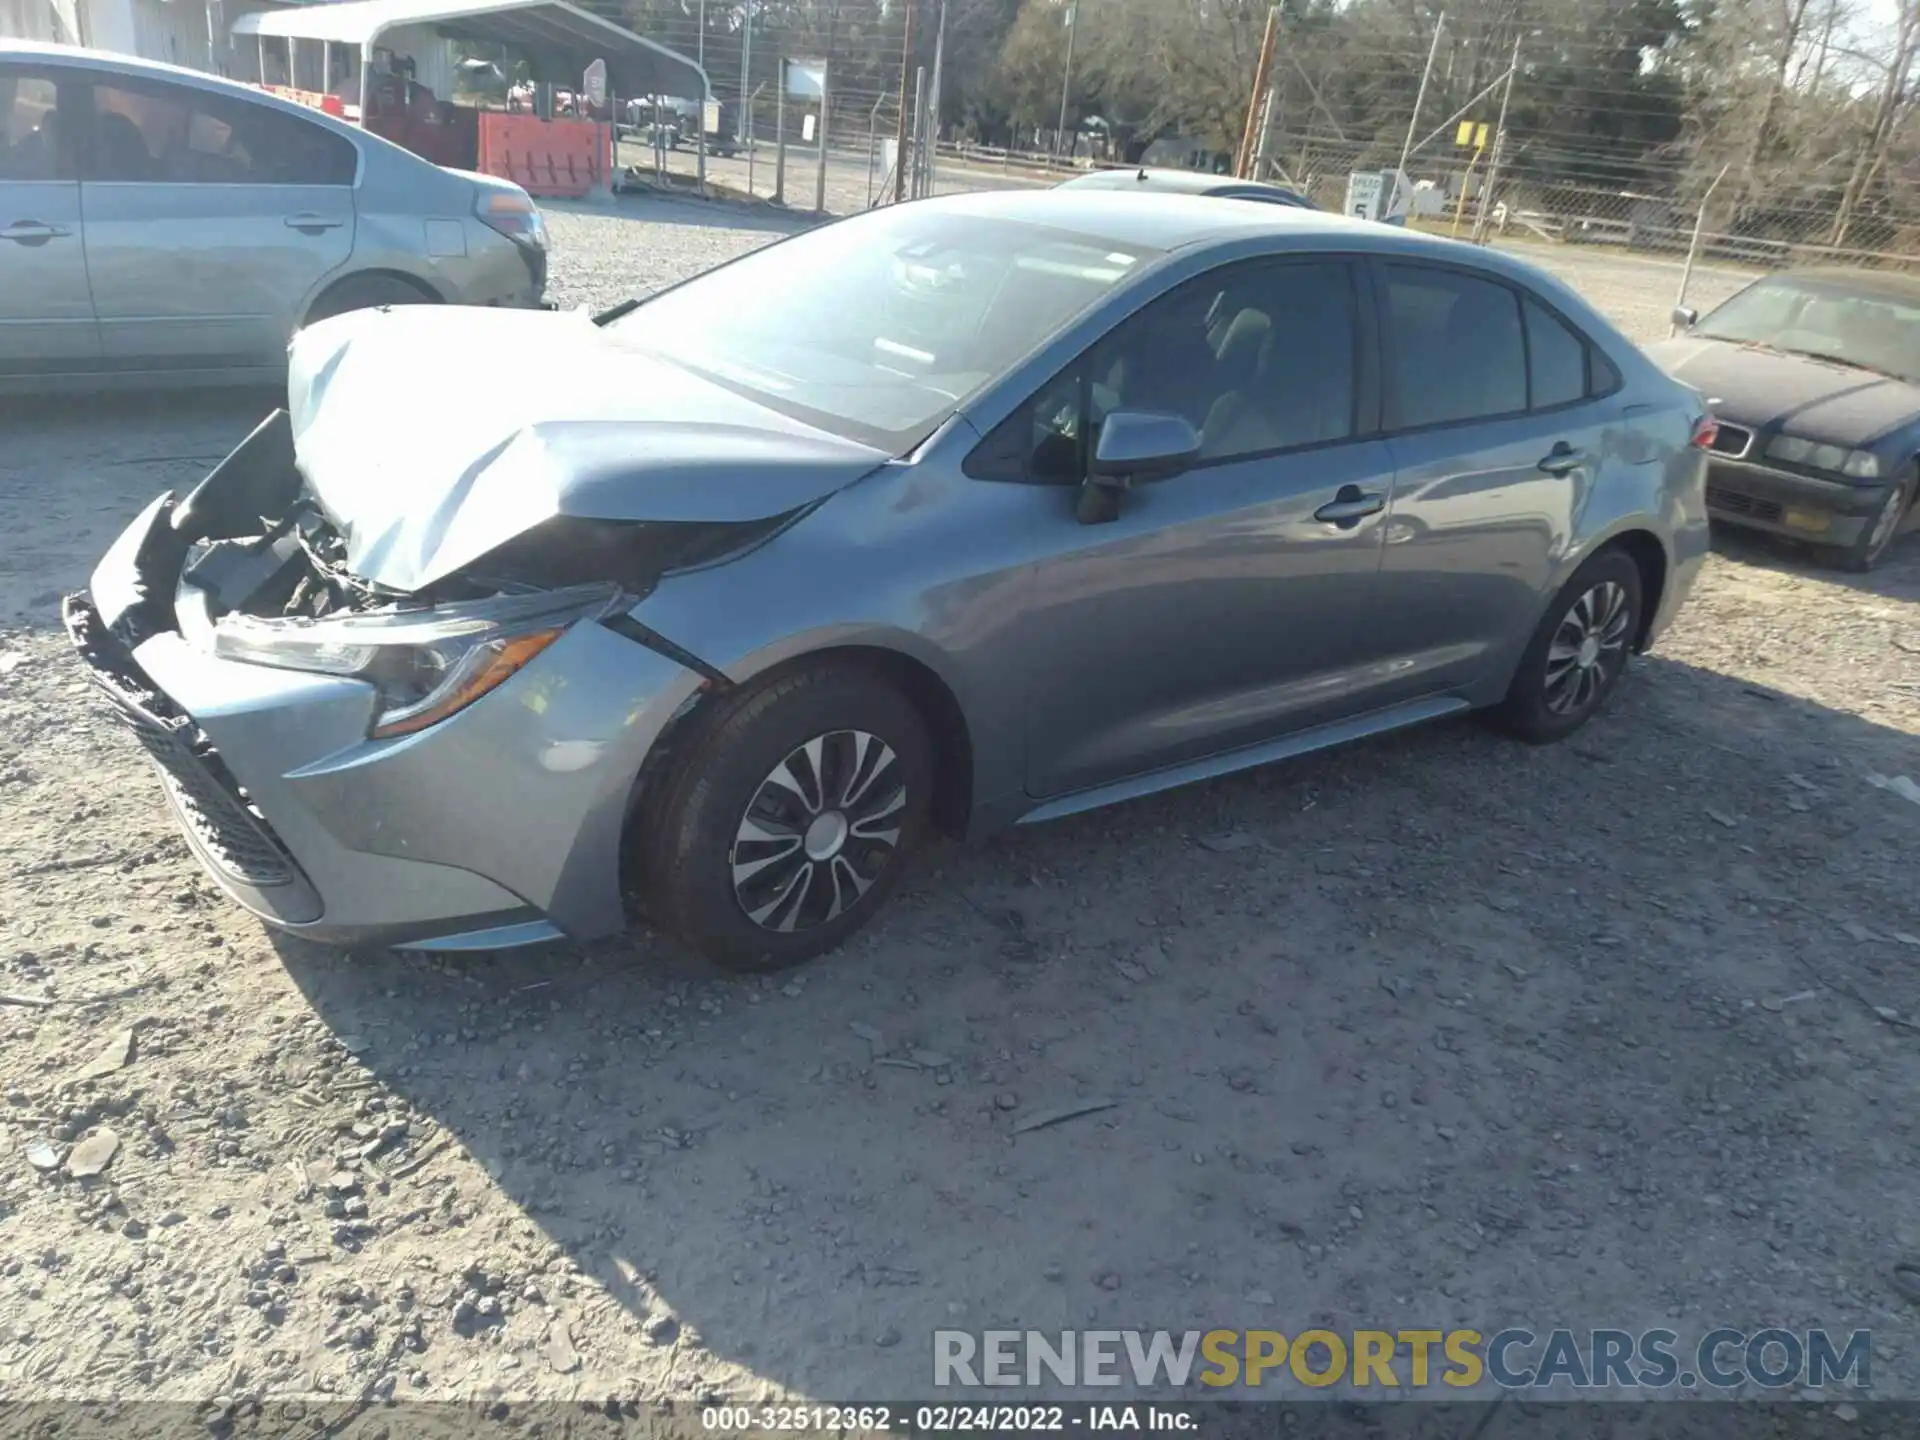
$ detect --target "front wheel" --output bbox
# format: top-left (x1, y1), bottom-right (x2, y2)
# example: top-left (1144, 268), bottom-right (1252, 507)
top-left (634, 664), bottom-right (933, 972)
top-left (1830, 473), bottom-right (1913, 573)
top-left (1488, 548), bottom-right (1644, 745)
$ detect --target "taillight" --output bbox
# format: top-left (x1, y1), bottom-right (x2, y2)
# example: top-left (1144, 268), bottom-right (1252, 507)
top-left (1690, 415), bottom-right (1719, 450)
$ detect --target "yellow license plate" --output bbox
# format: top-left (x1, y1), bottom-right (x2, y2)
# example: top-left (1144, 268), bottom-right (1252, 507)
top-left (1782, 508), bottom-right (1832, 534)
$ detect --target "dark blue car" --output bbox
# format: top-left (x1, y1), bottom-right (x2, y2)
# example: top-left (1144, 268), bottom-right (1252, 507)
top-left (1651, 269), bottom-right (1920, 572)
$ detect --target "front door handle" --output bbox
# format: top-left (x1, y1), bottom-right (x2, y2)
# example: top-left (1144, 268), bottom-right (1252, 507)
top-left (0, 220), bottom-right (72, 245)
top-left (284, 213), bottom-right (345, 232)
top-left (1314, 485), bottom-right (1387, 526)
top-left (1538, 442), bottom-right (1589, 476)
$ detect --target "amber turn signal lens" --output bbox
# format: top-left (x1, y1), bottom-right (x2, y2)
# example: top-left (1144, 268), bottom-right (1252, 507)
top-left (371, 629), bottom-right (564, 739)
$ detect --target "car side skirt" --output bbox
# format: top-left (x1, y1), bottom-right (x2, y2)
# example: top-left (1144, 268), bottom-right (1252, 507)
top-left (1012, 694), bottom-right (1471, 827)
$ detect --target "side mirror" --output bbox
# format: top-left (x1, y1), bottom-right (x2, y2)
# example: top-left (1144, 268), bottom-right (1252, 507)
top-left (1091, 410), bottom-right (1200, 483)
top-left (1078, 411), bottom-right (1201, 523)
top-left (1671, 305), bottom-right (1698, 332)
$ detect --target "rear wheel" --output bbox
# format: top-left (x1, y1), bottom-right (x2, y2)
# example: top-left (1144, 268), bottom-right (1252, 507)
top-left (1488, 548), bottom-right (1643, 745)
top-left (1829, 472), bottom-right (1913, 573)
top-left (635, 664), bottom-right (933, 972)
top-left (304, 274), bottom-right (435, 327)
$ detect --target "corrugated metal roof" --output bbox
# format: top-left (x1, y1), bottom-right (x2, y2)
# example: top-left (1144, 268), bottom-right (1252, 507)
top-left (233, 0), bottom-right (705, 99)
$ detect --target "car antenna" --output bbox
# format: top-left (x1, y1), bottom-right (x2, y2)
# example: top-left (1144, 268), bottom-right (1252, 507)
top-left (1137, 166), bottom-right (1147, 181)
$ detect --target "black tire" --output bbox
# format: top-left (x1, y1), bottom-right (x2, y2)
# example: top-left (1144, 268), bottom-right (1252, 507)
top-left (635, 663), bottom-right (934, 973)
top-left (304, 274), bottom-right (435, 327)
top-left (1830, 471), bottom-right (1914, 573)
top-left (1487, 547), bottom-right (1644, 745)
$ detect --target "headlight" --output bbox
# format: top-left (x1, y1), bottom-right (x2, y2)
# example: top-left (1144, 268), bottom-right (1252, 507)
top-left (1765, 435), bottom-right (1880, 478)
top-left (477, 189), bottom-right (548, 250)
top-left (212, 584), bottom-right (619, 738)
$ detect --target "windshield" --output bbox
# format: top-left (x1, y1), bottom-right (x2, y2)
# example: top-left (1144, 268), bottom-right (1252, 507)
top-left (1696, 276), bottom-right (1920, 385)
top-left (604, 208), bottom-right (1156, 448)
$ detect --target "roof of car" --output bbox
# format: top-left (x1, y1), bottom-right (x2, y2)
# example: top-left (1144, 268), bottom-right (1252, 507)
top-left (4, 38), bottom-right (243, 86)
top-left (0, 39), bottom-right (358, 125)
top-left (896, 189), bottom-right (1629, 344)
top-left (912, 185), bottom-right (1437, 256)
top-left (1058, 167), bottom-right (1306, 200)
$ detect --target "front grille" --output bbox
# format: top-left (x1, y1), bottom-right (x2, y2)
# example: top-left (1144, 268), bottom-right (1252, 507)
top-left (1706, 485), bottom-right (1784, 524)
top-left (63, 596), bottom-right (299, 889)
top-left (1709, 422), bottom-right (1753, 458)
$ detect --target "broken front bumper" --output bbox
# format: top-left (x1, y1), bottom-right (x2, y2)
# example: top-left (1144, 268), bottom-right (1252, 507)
top-left (63, 436), bottom-right (706, 953)
top-left (1705, 457), bottom-right (1894, 546)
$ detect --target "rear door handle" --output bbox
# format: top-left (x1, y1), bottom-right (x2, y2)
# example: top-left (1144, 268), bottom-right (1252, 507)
top-left (1538, 442), bottom-right (1589, 476)
top-left (284, 213), bottom-right (345, 232)
top-left (0, 221), bottom-right (72, 244)
top-left (1314, 486), bottom-right (1387, 526)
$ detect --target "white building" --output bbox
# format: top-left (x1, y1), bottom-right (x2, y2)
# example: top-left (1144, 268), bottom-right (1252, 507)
top-left (1, 0), bottom-right (456, 102)
top-left (0, 0), bottom-right (221, 69)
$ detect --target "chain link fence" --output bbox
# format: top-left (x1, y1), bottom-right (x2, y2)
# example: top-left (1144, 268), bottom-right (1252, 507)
top-left (579, 0), bottom-right (1920, 296)
top-left (580, 0), bottom-right (909, 210)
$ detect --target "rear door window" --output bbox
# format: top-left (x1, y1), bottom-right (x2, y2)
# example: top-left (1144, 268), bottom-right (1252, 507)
top-left (215, 97), bottom-right (357, 184)
top-left (87, 79), bottom-right (355, 184)
top-left (1382, 264), bottom-right (1527, 429)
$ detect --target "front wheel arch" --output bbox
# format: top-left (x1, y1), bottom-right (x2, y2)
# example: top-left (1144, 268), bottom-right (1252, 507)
top-left (302, 269), bottom-right (444, 329)
top-left (626, 655), bottom-right (942, 970)
top-left (617, 643), bottom-right (976, 911)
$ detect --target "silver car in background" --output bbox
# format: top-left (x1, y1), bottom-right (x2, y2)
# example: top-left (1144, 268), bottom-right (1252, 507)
top-left (1, 41), bottom-right (547, 391)
top-left (67, 191), bottom-right (1710, 973)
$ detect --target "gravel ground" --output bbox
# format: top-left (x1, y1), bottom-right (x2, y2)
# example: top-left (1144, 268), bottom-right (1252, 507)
top-left (2, 195), bottom-right (1918, 1411)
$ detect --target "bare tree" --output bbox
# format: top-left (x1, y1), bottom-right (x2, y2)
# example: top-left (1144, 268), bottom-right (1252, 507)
top-left (1736, 0), bottom-right (1819, 210)
top-left (1829, 0), bottom-right (1920, 246)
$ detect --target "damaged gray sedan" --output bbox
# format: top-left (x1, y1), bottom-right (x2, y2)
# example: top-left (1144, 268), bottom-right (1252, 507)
top-left (65, 190), bottom-right (1710, 971)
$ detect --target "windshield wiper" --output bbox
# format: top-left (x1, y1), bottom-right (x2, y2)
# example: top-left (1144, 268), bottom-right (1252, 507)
top-left (1782, 348), bottom-right (1884, 376)
top-left (593, 298), bottom-right (645, 326)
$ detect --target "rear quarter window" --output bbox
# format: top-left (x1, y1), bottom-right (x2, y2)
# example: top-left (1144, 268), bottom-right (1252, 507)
top-left (1524, 297), bottom-right (1589, 410)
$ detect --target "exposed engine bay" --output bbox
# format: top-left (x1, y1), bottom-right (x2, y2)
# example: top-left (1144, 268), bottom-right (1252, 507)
top-left (182, 503), bottom-right (435, 625)
top-left (166, 408), bottom-right (800, 634)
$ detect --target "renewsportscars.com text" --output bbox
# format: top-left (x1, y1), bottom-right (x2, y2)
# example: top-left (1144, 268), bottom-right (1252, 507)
top-left (933, 1328), bottom-right (1871, 1392)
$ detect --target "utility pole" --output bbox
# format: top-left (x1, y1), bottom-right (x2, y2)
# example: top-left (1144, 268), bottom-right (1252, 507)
top-left (815, 5), bottom-right (835, 213)
top-left (912, 65), bottom-right (929, 195)
top-left (774, 57), bottom-right (786, 204)
top-left (1470, 37), bottom-right (1519, 245)
top-left (697, 0), bottom-right (705, 71)
top-left (892, 0), bottom-right (916, 202)
top-left (1393, 11), bottom-right (1445, 220)
top-left (738, 0), bottom-right (754, 146)
top-left (925, 0), bottom-right (946, 192)
top-left (1235, 6), bottom-right (1280, 179)
top-left (1056, 0), bottom-right (1077, 157)
top-left (1251, 74), bottom-right (1279, 180)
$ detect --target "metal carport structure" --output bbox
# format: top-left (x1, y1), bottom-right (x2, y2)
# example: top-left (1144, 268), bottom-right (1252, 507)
top-left (233, 0), bottom-right (710, 185)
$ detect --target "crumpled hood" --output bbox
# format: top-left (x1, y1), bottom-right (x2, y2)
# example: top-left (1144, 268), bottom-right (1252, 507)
top-left (1645, 335), bottom-right (1920, 447)
top-left (287, 305), bottom-right (890, 593)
